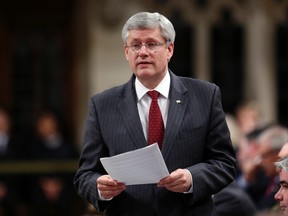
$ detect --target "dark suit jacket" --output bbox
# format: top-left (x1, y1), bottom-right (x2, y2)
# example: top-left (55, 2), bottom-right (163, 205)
top-left (74, 71), bottom-right (236, 216)
top-left (213, 181), bottom-right (257, 216)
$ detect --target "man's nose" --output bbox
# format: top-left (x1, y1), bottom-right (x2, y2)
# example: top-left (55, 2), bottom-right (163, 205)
top-left (138, 45), bottom-right (149, 54)
top-left (274, 190), bottom-right (282, 201)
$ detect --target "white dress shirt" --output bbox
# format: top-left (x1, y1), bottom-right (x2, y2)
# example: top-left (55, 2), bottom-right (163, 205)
top-left (135, 71), bottom-right (170, 141)
top-left (135, 71), bottom-right (193, 194)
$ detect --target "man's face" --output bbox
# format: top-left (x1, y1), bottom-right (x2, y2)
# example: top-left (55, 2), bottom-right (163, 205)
top-left (258, 142), bottom-right (279, 177)
top-left (0, 111), bottom-right (10, 134)
top-left (124, 28), bottom-right (174, 88)
top-left (275, 170), bottom-right (288, 215)
top-left (237, 138), bottom-right (262, 179)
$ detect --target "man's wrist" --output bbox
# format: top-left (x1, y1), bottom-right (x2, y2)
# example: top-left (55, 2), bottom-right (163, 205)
top-left (183, 169), bottom-right (193, 194)
top-left (98, 188), bottom-right (113, 201)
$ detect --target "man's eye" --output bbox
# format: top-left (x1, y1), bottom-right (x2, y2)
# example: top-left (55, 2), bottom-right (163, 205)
top-left (147, 43), bottom-right (157, 48)
top-left (132, 44), bottom-right (141, 49)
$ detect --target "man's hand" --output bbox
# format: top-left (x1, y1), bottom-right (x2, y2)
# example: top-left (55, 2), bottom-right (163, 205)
top-left (97, 175), bottom-right (126, 200)
top-left (157, 169), bottom-right (192, 193)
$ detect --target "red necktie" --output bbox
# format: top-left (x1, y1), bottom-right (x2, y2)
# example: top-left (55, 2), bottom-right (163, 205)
top-left (147, 90), bottom-right (164, 148)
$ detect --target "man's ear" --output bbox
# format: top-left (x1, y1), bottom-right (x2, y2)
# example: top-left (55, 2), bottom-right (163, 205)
top-left (124, 46), bottom-right (129, 61)
top-left (167, 43), bottom-right (174, 61)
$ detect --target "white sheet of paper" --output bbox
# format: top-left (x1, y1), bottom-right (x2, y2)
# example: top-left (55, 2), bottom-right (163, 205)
top-left (100, 143), bottom-right (169, 185)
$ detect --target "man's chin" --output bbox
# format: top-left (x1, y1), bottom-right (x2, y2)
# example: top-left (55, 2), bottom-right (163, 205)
top-left (136, 69), bottom-right (154, 78)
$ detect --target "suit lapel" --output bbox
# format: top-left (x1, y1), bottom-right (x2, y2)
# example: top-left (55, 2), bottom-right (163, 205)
top-left (116, 73), bottom-right (189, 155)
top-left (162, 73), bottom-right (188, 160)
top-left (117, 77), bottom-right (147, 149)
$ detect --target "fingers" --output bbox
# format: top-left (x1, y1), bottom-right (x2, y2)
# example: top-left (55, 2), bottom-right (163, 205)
top-left (97, 169), bottom-right (192, 199)
top-left (99, 186), bottom-right (125, 200)
top-left (97, 175), bottom-right (126, 200)
top-left (157, 169), bottom-right (191, 193)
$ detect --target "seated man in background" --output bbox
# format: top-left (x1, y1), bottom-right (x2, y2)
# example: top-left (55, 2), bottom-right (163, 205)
top-left (30, 111), bottom-right (78, 216)
top-left (274, 156), bottom-right (288, 215)
top-left (256, 125), bottom-right (288, 212)
top-left (0, 107), bottom-right (19, 215)
top-left (236, 125), bottom-right (273, 208)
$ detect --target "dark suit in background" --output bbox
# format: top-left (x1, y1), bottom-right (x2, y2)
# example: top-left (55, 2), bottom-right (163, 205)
top-left (213, 181), bottom-right (257, 216)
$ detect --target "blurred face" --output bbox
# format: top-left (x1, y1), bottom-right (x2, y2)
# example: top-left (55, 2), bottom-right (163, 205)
top-left (0, 111), bottom-right (10, 133)
top-left (124, 28), bottom-right (174, 89)
top-left (37, 114), bottom-right (58, 138)
top-left (275, 170), bottom-right (288, 215)
top-left (259, 144), bottom-right (279, 177)
top-left (236, 107), bottom-right (259, 134)
top-left (237, 138), bottom-right (262, 181)
top-left (237, 138), bottom-right (260, 162)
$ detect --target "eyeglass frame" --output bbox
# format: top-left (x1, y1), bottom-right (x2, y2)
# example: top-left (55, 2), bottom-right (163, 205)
top-left (125, 40), bottom-right (169, 53)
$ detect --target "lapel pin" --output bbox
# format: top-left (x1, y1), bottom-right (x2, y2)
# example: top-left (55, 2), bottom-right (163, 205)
top-left (176, 100), bottom-right (182, 104)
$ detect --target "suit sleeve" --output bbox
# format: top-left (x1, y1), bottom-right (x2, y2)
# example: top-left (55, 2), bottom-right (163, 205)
top-left (73, 97), bottom-right (110, 213)
top-left (186, 85), bottom-right (236, 204)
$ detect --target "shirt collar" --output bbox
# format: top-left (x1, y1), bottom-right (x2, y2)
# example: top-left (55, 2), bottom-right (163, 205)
top-left (135, 71), bottom-right (170, 101)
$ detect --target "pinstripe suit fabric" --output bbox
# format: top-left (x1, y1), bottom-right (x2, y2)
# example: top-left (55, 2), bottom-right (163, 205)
top-left (74, 71), bottom-right (236, 216)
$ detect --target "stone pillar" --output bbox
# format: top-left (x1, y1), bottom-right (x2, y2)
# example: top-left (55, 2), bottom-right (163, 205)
top-left (244, 1), bottom-right (277, 123)
top-left (194, 19), bottom-right (211, 81)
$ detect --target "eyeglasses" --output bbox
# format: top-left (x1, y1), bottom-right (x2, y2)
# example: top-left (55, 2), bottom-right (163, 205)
top-left (126, 42), bottom-right (166, 53)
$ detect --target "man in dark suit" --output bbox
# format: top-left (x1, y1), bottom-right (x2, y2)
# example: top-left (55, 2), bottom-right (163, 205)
top-left (275, 155), bottom-right (288, 215)
top-left (212, 181), bottom-right (257, 216)
top-left (74, 12), bottom-right (236, 216)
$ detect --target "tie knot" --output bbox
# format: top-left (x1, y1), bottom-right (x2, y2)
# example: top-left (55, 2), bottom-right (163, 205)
top-left (147, 90), bottom-right (160, 100)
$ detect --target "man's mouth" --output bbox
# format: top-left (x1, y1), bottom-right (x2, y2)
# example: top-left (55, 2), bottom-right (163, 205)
top-left (137, 61), bottom-right (151, 69)
top-left (280, 205), bottom-right (287, 211)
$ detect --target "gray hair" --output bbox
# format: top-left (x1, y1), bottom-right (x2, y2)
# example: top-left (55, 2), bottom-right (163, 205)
top-left (121, 12), bottom-right (176, 44)
top-left (275, 156), bottom-right (288, 172)
top-left (257, 125), bottom-right (288, 151)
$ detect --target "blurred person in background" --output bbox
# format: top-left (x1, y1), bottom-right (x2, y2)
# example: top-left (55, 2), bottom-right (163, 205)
top-left (235, 100), bottom-right (262, 136)
top-left (212, 114), bottom-right (257, 216)
top-left (30, 111), bottom-right (78, 216)
top-left (0, 108), bottom-right (18, 160)
top-left (255, 125), bottom-right (288, 213)
top-left (236, 125), bottom-right (272, 205)
top-left (212, 180), bottom-right (257, 216)
top-left (269, 142), bottom-right (288, 216)
top-left (32, 111), bottom-right (76, 159)
top-left (0, 107), bottom-right (16, 215)
top-left (0, 107), bottom-right (25, 215)
top-left (274, 156), bottom-right (288, 215)
top-left (237, 125), bottom-right (273, 183)
top-left (212, 115), bottom-right (257, 216)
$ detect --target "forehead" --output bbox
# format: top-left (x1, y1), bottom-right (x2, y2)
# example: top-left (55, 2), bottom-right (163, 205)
top-left (127, 28), bottom-right (163, 42)
top-left (280, 170), bottom-right (288, 182)
top-left (279, 144), bottom-right (288, 159)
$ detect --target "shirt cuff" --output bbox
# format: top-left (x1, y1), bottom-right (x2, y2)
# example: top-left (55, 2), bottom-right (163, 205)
top-left (183, 169), bottom-right (193, 194)
top-left (98, 188), bottom-right (113, 201)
